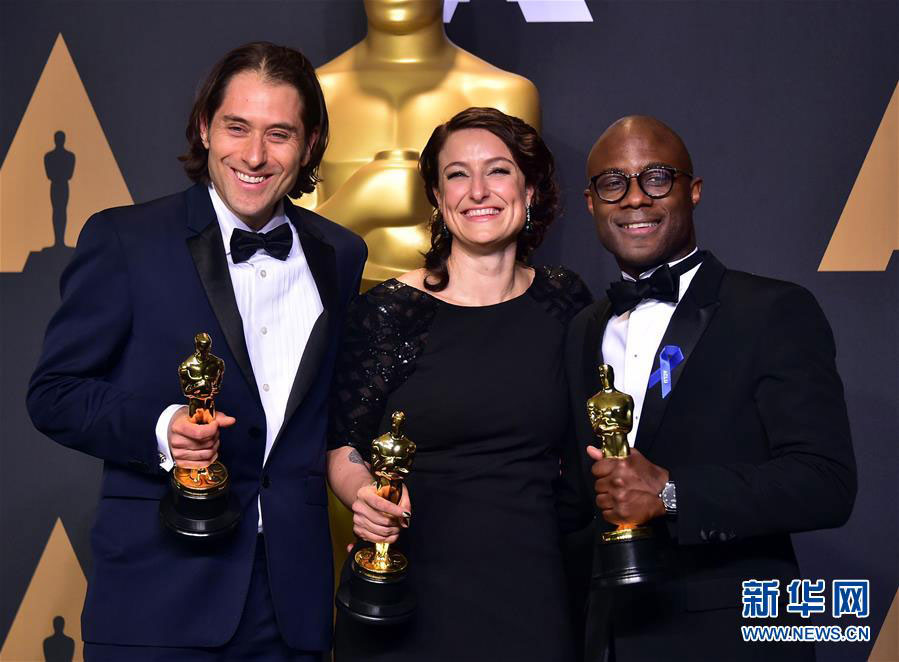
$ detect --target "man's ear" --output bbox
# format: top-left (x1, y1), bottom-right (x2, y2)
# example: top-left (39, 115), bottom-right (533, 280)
top-left (690, 176), bottom-right (703, 208)
top-left (199, 117), bottom-right (210, 149)
top-left (584, 188), bottom-right (595, 216)
top-left (301, 129), bottom-right (320, 166)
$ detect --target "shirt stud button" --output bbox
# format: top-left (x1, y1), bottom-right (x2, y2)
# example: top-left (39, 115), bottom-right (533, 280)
top-left (260, 269), bottom-right (267, 278)
top-left (261, 327), bottom-right (267, 335)
top-left (262, 383), bottom-right (270, 392)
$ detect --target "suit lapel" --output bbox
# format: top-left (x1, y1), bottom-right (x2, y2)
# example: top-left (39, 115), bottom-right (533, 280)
top-left (184, 185), bottom-right (260, 404)
top-left (635, 253), bottom-right (725, 454)
top-left (582, 299), bottom-right (613, 401)
top-left (269, 201), bottom-right (339, 455)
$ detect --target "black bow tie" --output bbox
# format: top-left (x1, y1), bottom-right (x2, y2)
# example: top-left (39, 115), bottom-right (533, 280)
top-left (230, 224), bottom-right (293, 263)
top-left (606, 251), bottom-right (705, 316)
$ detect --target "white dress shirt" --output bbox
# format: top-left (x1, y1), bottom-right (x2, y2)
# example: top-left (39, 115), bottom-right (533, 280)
top-left (601, 249), bottom-right (701, 446)
top-left (156, 185), bottom-right (324, 529)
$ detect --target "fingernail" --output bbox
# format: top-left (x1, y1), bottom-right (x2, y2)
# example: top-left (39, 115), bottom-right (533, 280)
top-left (402, 517), bottom-right (410, 528)
top-left (402, 511), bottom-right (411, 518)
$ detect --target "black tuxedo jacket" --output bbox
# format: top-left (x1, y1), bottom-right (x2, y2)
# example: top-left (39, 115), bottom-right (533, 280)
top-left (27, 184), bottom-right (366, 651)
top-left (560, 253), bottom-right (856, 661)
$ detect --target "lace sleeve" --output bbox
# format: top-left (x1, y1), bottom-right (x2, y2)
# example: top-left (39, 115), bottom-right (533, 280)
top-left (328, 281), bottom-right (439, 452)
top-left (529, 265), bottom-right (594, 325)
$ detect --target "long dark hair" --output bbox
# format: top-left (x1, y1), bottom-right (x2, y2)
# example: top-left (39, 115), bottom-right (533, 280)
top-left (179, 41), bottom-right (329, 197)
top-left (418, 107), bottom-right (559, 291)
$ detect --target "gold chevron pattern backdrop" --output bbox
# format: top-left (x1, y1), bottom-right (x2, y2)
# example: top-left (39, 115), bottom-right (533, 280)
top-left (1, 2), bottom-right (896, 661)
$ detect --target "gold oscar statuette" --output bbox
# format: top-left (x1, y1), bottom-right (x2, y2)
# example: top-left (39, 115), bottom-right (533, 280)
top-left (159, 333), bottom-right (240, 538)
top-left (355, 411), bottom-right (416, 576)
top-left (587, 365), bottom-right (664, 587)
top-left (336, 411), bottom-right (418, 624)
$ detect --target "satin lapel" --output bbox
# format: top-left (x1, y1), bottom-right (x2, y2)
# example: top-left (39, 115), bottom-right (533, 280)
top-left (273, 202), bottom-right (338, 447)
top-left (184, 185), bottom-right (260, 403)
top-left (582, 299), bottom-right (613, 401)
top-left (634, 254), bottom-right (726, 454)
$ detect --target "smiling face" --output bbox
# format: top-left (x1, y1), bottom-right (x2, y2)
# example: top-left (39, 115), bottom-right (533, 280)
top-left (200, 71), bottom-right (315, 230)
top-left (585, 118), bottom-right (701, 277)
top-left (434, 128), bottom-right (533, 255)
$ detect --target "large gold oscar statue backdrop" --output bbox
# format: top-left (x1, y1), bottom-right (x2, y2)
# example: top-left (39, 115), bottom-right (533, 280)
top-left (303, 0), bottom-right (541, 290)
top-left (308, 0), bottom-right (541, 586)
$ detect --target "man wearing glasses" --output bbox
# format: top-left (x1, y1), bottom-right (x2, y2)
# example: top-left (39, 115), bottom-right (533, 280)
top-left (559, 115), bottom-right (856, 661)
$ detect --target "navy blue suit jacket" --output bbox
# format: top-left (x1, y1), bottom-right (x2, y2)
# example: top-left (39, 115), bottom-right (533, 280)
top-left (28, 183), bottom-right (366, 650)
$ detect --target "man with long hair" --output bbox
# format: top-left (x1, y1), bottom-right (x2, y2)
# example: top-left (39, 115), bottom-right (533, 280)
top-left (28, 42), bottom-right (366, 660)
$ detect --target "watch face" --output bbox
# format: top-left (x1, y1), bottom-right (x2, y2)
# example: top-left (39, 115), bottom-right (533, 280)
top-left (662, 482), bottom-right (676, 510)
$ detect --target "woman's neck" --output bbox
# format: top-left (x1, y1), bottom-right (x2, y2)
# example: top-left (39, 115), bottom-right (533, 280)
top-left (440, 243), bottom-right (531, 306)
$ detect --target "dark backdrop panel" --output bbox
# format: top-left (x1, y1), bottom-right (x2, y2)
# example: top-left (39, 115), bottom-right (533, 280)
top-left (2, 2), bottom-right (896, 660)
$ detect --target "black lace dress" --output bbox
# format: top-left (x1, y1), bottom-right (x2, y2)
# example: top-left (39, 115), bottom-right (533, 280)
top-left (329, 266), bottom-right (592, 662)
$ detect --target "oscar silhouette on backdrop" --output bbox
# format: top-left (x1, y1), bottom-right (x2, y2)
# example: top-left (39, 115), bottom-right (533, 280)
top-left (23, 131), bottom-right (76, 274)
top-left (44, 131), bottom-right (76, 249)
top-left (42, 615), bottom-right (74, 662)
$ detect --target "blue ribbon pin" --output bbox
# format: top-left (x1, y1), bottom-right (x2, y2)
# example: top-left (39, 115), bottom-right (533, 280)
top-left (647, 345), bottom-right (684, 398)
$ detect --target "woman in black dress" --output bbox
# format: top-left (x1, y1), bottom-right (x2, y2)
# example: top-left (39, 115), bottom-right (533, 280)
top-left (327, 107), bottom-right (591, 661)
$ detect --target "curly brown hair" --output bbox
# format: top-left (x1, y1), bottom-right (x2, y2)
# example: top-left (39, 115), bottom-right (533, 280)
top-left (179, 41), bottom-right (329, 197)
top-left (418, 107), bottom-right (559, 291)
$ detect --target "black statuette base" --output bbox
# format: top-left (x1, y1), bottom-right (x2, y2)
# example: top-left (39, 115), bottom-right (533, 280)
top-left (159, 489), bottom-right (240, 539)
top-left (336, 557), bottom-right (416, 625)
top-left (594, 535), bottom-right (666, 588)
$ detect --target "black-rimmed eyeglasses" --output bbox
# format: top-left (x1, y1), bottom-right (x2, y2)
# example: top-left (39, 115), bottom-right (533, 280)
top-left (589, 166), bottom-right (693, 203)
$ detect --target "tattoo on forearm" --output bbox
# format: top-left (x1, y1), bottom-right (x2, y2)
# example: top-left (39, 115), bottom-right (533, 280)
top-left (348, 448), bottom-right (366, 466)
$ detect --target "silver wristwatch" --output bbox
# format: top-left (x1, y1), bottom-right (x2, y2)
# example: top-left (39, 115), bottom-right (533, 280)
top-left (659, 481), bottom-right (677, 516)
